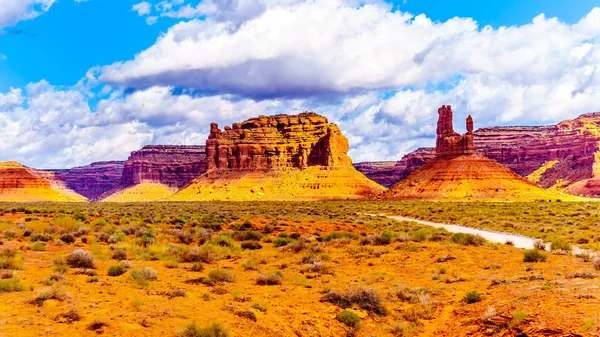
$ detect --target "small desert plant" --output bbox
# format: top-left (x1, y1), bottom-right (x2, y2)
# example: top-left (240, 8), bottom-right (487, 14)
top-left (179, 321), bottom-right (229, 337)
top-left (190, 263), bottom-right (204, 272)
top-left (337, 310), bottom-right (361, 328)
top-left (255, 271), bottom-right (283, 285)
top-left (131, 267), bottom-right (158, 286)
top-left (30, 285), bottom-right (68, 306)
top-left (462, 290), bottom-right (481, 304)
top-left (451, 233), bottom-right (486, 246)
top-left (30, 241), bottom-right (47, 251)
top-left (272, 238), bottom-right (290, 247)
top-left (322, 232), bottom-right (357, 242)
top-left (533, 240), bottom-right (546, 250)
top-left (112, 248), bottom-right (128, 261)
top-left (207, 269), bottom-right (235, 283)
top-left (0, 278), bottom-right (25, 292)
top-left (59, 234), bottom-right (75, 244)
top-left (550, 239), bottom-right (572, 252)
top-left (321, 287), bottom-right (386, 315)
top-left (107, 265), bottom-right (127, 277)
top-left (66, 250), bottom-right (94, 268)
top-left (241, 241), bottom-right (262, 250)
top-left (523, 249), bottom-right (547, 262)
top-left (593, 257), bottom-right (600, 271)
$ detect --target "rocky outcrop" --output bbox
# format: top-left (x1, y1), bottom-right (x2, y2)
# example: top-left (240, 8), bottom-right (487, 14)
top-left (51, 161), bottom-right (125, 200)
top-left (173, 112), bottom-right (384, 201)
top-left (120, 145), bottom-right (207, 188)
top-left (436, 105), bottom-right (475, 158)
top-left (382, 107), bottom-right (566, 201)
top-left (357, 112), bottom-right (600, 196)
top-left (206, 113), bottom-right (352, 171)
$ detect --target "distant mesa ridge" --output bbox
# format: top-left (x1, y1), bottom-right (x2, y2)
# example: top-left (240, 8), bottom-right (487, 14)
top-left (4, 108), bottom-right (600, 201)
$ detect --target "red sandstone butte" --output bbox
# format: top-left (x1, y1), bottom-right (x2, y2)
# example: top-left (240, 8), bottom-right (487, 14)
top-left (206, 112), bottom-right (353, 171)
top-left (357, 111), bottom-right (600, 196)
top-left (120, 145), bottom-right (208, 188)
top-left (383, 106), bottom-right (554, 201)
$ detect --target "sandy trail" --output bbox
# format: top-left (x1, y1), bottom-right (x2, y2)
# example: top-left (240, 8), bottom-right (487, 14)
top-left (378, 214), bottom-right (593, 256)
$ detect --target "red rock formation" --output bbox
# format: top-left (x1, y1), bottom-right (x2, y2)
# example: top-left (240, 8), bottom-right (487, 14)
top-left (50, 161), bottom-right (125, 200)
top-left (120, 145), bottom-right (207, 188)
top-left (173, 112), bottom-right (384, 201)
top-left (0, 161), bottom-right (51, 189)
top-left (436, 105), bottom-right (475, 159)
top-left (356, 112), bottom-right (600, 196)
top-left (206, 112), bottom-right (352, 171)
top-left (0, 161), bottom-right (86, 201)
top-left (382, 107), bottom-right (561, 201)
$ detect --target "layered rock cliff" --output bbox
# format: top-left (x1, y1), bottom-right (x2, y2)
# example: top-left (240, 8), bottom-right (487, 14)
top-left (383, 107), bottom-right (566, 201)
top-left (0, 161), bottom-right (86, 202)
top-left (172, 112), bottom-right (384, 201)
top-left (120, 145), bottom-right (207, 188)
top-left (51, 161), bottom-right (125, 200)
top-left (358, 112), bottom-right (600, 196)
top-left (206, 113), bottom-right (352, 171)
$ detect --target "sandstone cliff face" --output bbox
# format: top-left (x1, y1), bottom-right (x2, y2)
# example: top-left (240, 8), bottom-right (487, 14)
top-left (206, 112), bottom-right (352, 171)
top-left (52, 161), bottom-right (125, 200)
top-left (357, 112), bottom-right (600, 196)
top-left (174, 112), bottom-right (384, 201)
top-left (0, 161), bottom-right (86, 202)
top-left (0, 161), bottom-right (51, 189)
top-left (120, 145), bottom-right (207, 188)
top-left (383, 107), bottom-right (564, 201)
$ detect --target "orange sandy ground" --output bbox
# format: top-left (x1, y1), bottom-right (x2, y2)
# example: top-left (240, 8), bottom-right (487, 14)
top-left (1, 217), bottom-right (599, 337)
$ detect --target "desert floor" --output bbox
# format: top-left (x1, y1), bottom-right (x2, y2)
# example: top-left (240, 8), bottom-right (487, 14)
top-left (0, 201), bottom-right (599, 336)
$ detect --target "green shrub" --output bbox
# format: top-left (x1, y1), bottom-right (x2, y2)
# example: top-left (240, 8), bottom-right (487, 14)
top-left (322, 232), bottom-right (357, 242)
top-left (523, 249), bottom-right (547, 262)
top-left (180, 321), bottom-right (229, 337)
top-left (255, 271), bottom-right (283, 285)
top-left (107, 265), bottom-right (127, 277)
top-left (0, 278), bottom-right (25, 292)
top-left (30, 241), bottom-right (46, 251)
top-left (207, 269), bottom-right (235, 283)
top-left (412, 229), bottom-right (429, 242)
top-left (336, 310), bottom-right (361, 328)
top-left (451, 233), bottom-right (486, 246)
top-left (550, 239), bottom-right (572, 252)
top-left (272, 238), bottom-right (290, 247)
top-left (462, 291), bottom-right (481, 304)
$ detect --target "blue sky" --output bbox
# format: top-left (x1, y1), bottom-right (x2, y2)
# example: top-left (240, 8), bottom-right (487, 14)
top-left (0, 0), bottom-right (599, 168)
top-left (1, 0), bottom-right (597, 91)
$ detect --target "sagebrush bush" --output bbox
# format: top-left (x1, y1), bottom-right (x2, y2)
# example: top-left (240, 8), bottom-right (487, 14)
top-left (462, 291), bottom-right (481, 304)
top-left (180, 321), bottom-right (229, 337)
top-left (550, 239), bottom-right (572, 252)
top-left (0, 278), bottom-right (24, 292)
top-left (108, 265), bottom-right (127, 276)
top-left (523, 249), bottom-right (547, 262)
top-left (336, 310), bottom-right (361, 328)
top-left (131, 267), bottom-right (158, 286)
top-left (451, 233), bottom-right (486, 246)
top-left (66, 250), bottom-right (94, 268)
top-left (255, 271), bottom-right (283, 286)
top-left (321, 287), bottom-right (386, 315)
top-left (207, 269), bottom-right (235, 283)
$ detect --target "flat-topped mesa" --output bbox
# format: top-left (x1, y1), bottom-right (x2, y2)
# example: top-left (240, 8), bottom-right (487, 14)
top-left (206, 112), bottom-right (352, 171)
top-left (435, 105), bottom-right (475, 159)
top-left (120, 145), bottom-right (207, 188)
